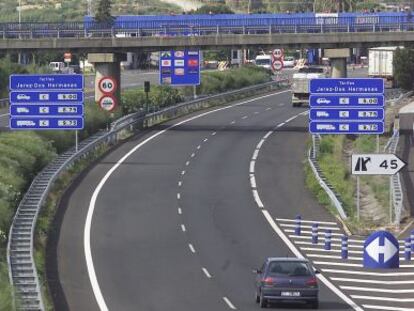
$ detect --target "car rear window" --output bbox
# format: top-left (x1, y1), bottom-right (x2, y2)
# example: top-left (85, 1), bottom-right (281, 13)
top-left (268, 261), bottom-right (311, 277)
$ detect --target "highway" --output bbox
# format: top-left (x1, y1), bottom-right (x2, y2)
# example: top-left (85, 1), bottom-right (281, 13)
top-left (53, 90), bottom-right (356, 310)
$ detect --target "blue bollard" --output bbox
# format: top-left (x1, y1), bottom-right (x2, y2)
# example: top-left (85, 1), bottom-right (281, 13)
top-left (411, 230), bottom-right (414, 252)
top-left (311, 223), bottom-right (318, 244)
top-left (324, 229), bottom-right (332, 250)
top-left (295, 215), bottom-right (301, 236)
top-left (405, 238), bottom-right (411, 261)
top-left (341, 235), bottom-right (348, 260)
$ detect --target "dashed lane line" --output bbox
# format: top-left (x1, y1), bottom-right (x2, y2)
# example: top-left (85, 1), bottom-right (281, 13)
top-left (181, 224), bottom-right (186, 232)
top-left (191, 153), bottom-right (196, 158)
top-left (252, 149), bottom-right (259, 160)
top-left (250, 174), bottom-right (257, 189)
top-left (223, 297), bottom-right (237, 310)
top-left (177, 193), bottom-right (181, 200)
top-left (203, 138), bottom-right (208, 142)
top-left (188, 243), bottom-right (196, 253)
top-left (178, 181), bottom-right (182, 187)
top-left (249, 161), bottom-right (255, 174)
top-left (211, 131), bottom-right (217, 136)
top-left (252, 190), bottom-right (264, 208)
top-left (185, 161), bottom-right (190, 166)
top-left (197, 145), bottom-right (201, 150)
top-left (181, 170), bottom-right (186, 175)
top-left (178, 208), bottom-right (182, 215)
top-left (231, 120), bottom-right (236, 124)
top-left (202, 267), bottom-right (212, 278)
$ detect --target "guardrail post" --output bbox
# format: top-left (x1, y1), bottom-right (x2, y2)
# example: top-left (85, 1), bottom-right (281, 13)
top-left (268, 25), bottom-right (271, 34)
top-left (216, 25), bottom-right (219, 35)
top-left (347, 23), bottom-right (350, 32)
top-left (111, 27), bottom-right (115, 37)
top-left (373, 24), bottom-right (375, 32)
top-left (324, 230), bottom-right (332, 250)
top-left (405, 238), bottom-right (411, 261)
top-left (320, 24), bottom-right (323, 33)
top-left (295, 215), bottom-right (301, 235)
top-left (311, 223), bottom-right (318, 244)
top-left (341, 235), bottom-right (348, 259)
top-left (57, 28), bottom-right (60, 38)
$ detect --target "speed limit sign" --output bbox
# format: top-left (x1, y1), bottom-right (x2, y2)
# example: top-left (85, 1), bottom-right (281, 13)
top-left (273, 49), bottom-right (284, 59)
top-left (99, 95), bottom-right (117, 112)
top-left (272, 59), bottom-right (284, 72)
top-left (98, 77), bottom-right (117, 94)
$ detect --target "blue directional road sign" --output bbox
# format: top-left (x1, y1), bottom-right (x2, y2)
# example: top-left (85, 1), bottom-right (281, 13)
top-left (159, 49), bottom-right (200, 86)
top-left (310, 95), bottom-right (384, 107)
top-left (310, 78), bottom-right (384, 94)
top-left (10, 104), bottom-right (83, 116)
top-left (309, 108), bottom-right (384, 121)
top-left (10, 91), bottom-right (84, 104)
top-left (10, 117), bottom-right (84, 130)
top-left (363, 231), bottom-right (399, 269)
top-left (309, 121), bottom-right (384, 134)
top-left (9, 74), bottom-right (84, 91)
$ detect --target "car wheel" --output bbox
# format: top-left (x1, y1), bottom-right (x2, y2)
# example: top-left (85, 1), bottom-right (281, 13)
top-left (310, 299), bottom-right (319, 309)
top-left (259, 293), bottom-right (267, 308)
top-left (255, 291), bottom-right (260, 303)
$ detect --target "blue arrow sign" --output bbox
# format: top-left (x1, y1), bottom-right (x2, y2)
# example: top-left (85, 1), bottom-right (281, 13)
top-left (10, 117), bottom-right (84, 130)
top-left (310, 95), bottom-right (384, 107)
top-left (309, 108), bottom-right (384, 121)
top-left (9, 74), bottom-right (84, 91)
top-left (309, 121), bottom-right (384, 134)
top-left (10, 91), bottom-right (84, 104)
top-left (10, 104), bottom-right (84, 116)
top-left (363, 231), bottom-right (399, 269)
top-left (310, 78), bottom-right (384, 94)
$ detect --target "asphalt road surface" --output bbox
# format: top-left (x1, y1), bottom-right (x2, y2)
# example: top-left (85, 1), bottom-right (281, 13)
top-left (54, 90), bottom-right (358, 311)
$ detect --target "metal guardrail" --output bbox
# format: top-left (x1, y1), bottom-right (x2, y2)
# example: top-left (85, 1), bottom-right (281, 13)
top-left (7, 79), bottom-right (289, 311)
top-left (0, 98), bottom-right (9, 108)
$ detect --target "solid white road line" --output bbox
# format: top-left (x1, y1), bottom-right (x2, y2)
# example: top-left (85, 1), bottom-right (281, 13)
top-left (202, 267), bottom-right (212, 278)
top-left (256, 139), bottom-right (265, 149)
top-left (276, 122), bottom-right (285, 128)
top-left (181, 224), bottom-right (186, 232)
top-left (284, 229), bottom-right (345, 237)
top-left (351, 295), bottom-right (414, 303)
top-left (188, 243), bottom-right (196, 253)
top-left (280, 223), bottom-right (340, 231)
top-left (314, 261), bottom-right (362, 267)
top-left (178, 208), bottom-right (182, 215)
top-left (307, 254), bottom-right (361, 261)
top-left (289, 235), bottom-right (365, 244)
top-left (285, 116), bottom-right (297, 123)
top-left (296, 242), bottom-right (363, 249)
top-left (252, 149), bottom-right (259, 160)
top-left (322, 269), bottom-right (414, 277)
top-left (84, 89), bottom-right (292, 310)
top-left (331, 277), bottom-right (414, 285)
top-left (263, 131), bottom-right (273, 139)
top-left (363, 305), bottom-right (414, 311)
top-left (299, 247), bottom-right (363, 254)
top-left (341, 286), bottom-right (414, 294)
top-left (250, 174), bottom-right (257, 189)
top-left (249, 161), bottom-right (255, 173)
top-left (177, 193), bottom-right (181, 200)
top-left (223, 297), bottom-right (237, 310)
top-left (277, 218), bottom-right (338, 225)
top-left (252, 190), bottom-right (264, 208)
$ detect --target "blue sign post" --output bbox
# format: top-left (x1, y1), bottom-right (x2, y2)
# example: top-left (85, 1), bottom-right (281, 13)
top-left (159, 50), bottom-right (201, 86)
top-left (9, 74), bottom-right (84, 131)
top-left (309, 78), bottom-right (384, 135)
top-left (363, 231), bottom-right (399, 269)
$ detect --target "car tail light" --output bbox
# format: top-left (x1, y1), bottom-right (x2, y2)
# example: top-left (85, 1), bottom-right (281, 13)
top-left (306, 277), bottom-right (318, 287)
top-left (262, 277), bottom-right (275, 286)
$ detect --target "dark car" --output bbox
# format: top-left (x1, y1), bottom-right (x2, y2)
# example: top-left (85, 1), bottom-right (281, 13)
top-left (254, 257), bottom-right (319, 309)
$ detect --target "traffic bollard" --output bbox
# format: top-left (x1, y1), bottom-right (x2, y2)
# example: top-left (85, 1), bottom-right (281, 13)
top-left (324, 230), bottom-right (332, 250)
top-left (405, 238), bottom-right (411, 261)
top-left (311, 223), bottom-right (318, 244)
top-left (295, 215), bottom-right (301, 236)
top-left (341, 235), bottom-right (348, 260)
top-left (411, 230), bottom-right (414, 252)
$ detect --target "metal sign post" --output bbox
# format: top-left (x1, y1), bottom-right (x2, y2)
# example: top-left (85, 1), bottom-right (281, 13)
top-left (376, 135), bottom-right (380, 153)
top-left (356, 176), bottom-right (360, 221)
top-left (75, 130), bottom-right (78, 152)
top-left (389, 176), bottom-right (393, 223)
top-left (193, 85), bottom-right (197, 99)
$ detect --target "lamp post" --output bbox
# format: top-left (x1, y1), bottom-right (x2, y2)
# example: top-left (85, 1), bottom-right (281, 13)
top-left (87, 0), bottom-right (92, 16)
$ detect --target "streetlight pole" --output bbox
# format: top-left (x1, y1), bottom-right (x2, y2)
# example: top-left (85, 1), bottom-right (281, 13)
top-left (87, 0), bottom-right (92, 16)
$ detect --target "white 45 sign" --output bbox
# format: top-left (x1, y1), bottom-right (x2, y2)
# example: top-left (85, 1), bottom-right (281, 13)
top-left (351, 154), bottom-right (406, 175)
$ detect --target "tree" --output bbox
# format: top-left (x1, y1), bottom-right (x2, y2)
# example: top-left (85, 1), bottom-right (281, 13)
top-left (194, 4), bottom-right (234, 14)
top-left (95, 0), bottom-right (114, 24)
top-left (394, 48), bottom-right (414, 90)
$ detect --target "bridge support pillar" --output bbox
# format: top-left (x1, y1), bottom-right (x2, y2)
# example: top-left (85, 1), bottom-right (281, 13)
top-left (88, 53), bottom-right (125, 105)
top-left (324, 49), bottom-right (350, 78)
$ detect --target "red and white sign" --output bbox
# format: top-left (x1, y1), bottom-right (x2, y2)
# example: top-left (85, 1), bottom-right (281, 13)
top-left (272, 49), bottom-right (284, 59)
top-left (161, 59), bottom-right (172, 67)
top-left (99, 95), bottom-right (117, 112)
top-left (272, 59), bottom-right (284, 72)
top-left (64, 52), bottom-right (72, 63)
top-left (98, 76), bottom-right (117, 94)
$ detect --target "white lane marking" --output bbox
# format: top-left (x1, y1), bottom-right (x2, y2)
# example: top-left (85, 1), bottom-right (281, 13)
top-left (351, 296), bottom-right (414, 303)
top-left (299, 247), bottom-right (363, 254)
top-left (322, 269), bottom-right (414, 276)
top-left (202, 267), bottom-right (212, 278)
top-left (212, 131), bottom-right (217, 136)
top-left (296, 241), bottom-right (363, 248)
top-left (178, 208), bottom-right (182, 215)
top-left (363, 305), bottom-right (414, 311)
top-left (181, 170), bottom-right (186, 175)
top-left (231, 120), bottom-right (236, 124)
top-left (197, 145), bottom-right (201, 150)
top-left (301, 111), bottom-right (309, 116)
top-left (263, 131), bottom-right (273, 139)
top-left (289, 235), bottom-right (365, 243)
top-left (249, 160), bottom-right (255, 173)
top-left (285, 115), bottom-right (297, 123)
top-left (280, 223), bottom-right (340, 231)
top-left (191, 153), bottom-right (195, 158)
top-left (307, 254), bottom-right (361, 261)
top-left (203, 138), bottom-right (208, 142)
top-left (84, 89), bottom-right (291, 310)
top-left (185, 161), bottom-right (190, 166)
top-left (0, 113), bottom-right (9, 118)
top-left (188, 243), bottom-right (196, 253)
top-left (341, 286), bottom-right (414, 294)
top-left (223, 297), bottom-right (237, 310)
top-left (314, 261), bottom-right (362, 267)
top-left (285, 229), bottom-right (345, 237)
top-left (265, 107), bottom-right (272, 111)
top-left (331, 277), bottom-right (414, 285)
top-left (177, 193), bottom-right (181, 200)
top-left (252, 190), bottom-right (264, 208)
top-left (250, 174), bottom-right (257, 189)
top-left (178, 181), bottom-right (182, 187)
top-left (276, 122), bottom-right (285, 128)
top-left (252, 149), bottom-right (259, 160)
top-left (278, 103), bottom-right (285, 107)
top-left (277, 218), bottom-right (337, 225)
top-left (254, 111), bottom-right (259, 114)
top-left (242, 115), bottom-right (248, 119)
top-left (181, 224), bottom-right (186, 232)
top-left (256, 139), bottom-right (265, 149)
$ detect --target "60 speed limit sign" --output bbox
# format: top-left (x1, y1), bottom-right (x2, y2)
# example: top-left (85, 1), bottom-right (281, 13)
top-left (98, 76), bottom-right (117, 94)
top-left (99, 95), bottom-right (117, 112)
